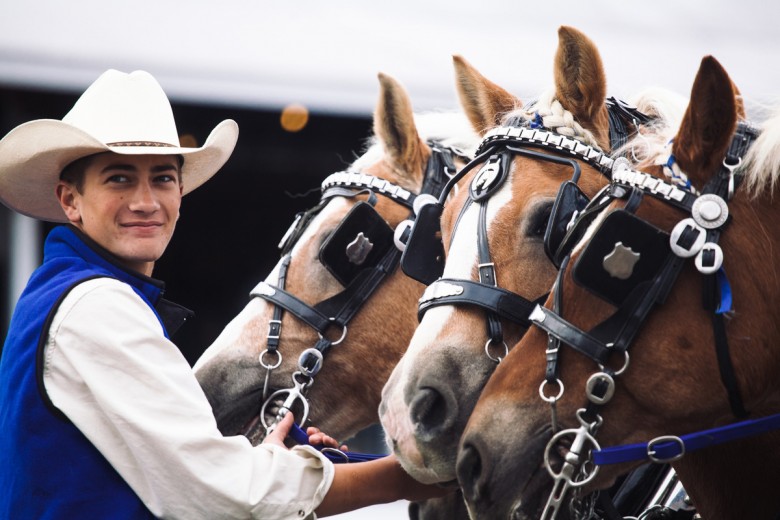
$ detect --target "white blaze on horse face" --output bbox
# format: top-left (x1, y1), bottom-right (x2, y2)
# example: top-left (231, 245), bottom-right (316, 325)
top-left (194, 198), bottom-right (350, 371)
top-left (413, 172), bottom-right (515, 359)
top-left (380, 171), bottom-right (515, 481)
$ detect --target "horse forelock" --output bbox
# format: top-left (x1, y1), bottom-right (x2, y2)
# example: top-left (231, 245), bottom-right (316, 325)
top-left (619, 91), bottom-right (780, 201)
top-left (503, 90), bottom-right (601, 149)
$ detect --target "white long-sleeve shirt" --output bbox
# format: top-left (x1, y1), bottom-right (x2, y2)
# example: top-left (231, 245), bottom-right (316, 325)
top-left (42, 277), bottom-right (334, 519)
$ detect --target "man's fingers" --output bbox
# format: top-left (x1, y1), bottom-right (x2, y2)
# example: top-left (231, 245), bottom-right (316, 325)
top-left (263, 412), bottom-right (294, 448)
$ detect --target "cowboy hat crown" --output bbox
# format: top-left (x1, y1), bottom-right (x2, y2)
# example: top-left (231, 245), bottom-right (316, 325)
top-left (0, 69), bottom-right (239, 222)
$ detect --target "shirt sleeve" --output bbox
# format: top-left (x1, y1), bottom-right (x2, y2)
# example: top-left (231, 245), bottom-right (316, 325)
top-left (42, 277), bottom-right (334, 519)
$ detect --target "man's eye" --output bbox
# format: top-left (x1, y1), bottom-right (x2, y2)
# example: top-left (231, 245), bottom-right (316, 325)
top-left (107, 174), bottom-right (129, 183)
top-left (155, 174), bottom-right (178, 183)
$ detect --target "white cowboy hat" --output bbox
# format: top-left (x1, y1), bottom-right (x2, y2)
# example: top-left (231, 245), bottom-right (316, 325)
top-left (0, 69), bottom-right (239, 222)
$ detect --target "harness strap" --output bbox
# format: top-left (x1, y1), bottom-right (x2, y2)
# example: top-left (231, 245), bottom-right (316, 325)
top-left (692, 121), bottom-right (759, 418)
top-left (529, 305), bottom-right (612, 365)
top-left (588, 254), bottom-right (686, 353)
top-left (418, 278), bottom-right (542, 326)
top-left (606, 96), bottom-right (652, 152)
top-left (321, 172), bottom-right (416, 209)
top-left (315, 247), bottom-right (401, 327)
top-left (252, 282), bottom-right (332, 333)
top-left (475, 126), bottom-right (614, 174)
top-left (711, 308), bottom-right (748, 418)
top-left (476, 202), bottom-right (504, 344)
top-left (545, 256), bottom-right (568, 384)
top-left (266, 254), bottom-right (292, 351)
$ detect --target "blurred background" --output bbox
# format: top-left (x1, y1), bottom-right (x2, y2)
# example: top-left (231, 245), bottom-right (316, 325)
top-left (2, 2), bottom-right (779, 515)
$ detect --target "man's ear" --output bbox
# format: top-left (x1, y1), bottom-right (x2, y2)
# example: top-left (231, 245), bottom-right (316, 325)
top-left (56, 182), bottom-right (82, 224)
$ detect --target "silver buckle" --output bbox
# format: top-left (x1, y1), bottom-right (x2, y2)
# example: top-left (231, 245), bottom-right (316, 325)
top-left (647, 435), bottom-right (685, 463)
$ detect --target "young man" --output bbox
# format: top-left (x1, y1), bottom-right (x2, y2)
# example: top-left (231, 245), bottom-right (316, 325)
top-left (0, 70), bottom-right (446, 519)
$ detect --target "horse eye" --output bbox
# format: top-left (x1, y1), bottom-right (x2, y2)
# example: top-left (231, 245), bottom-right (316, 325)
top-left (528, 204), bottom-right (553, 237)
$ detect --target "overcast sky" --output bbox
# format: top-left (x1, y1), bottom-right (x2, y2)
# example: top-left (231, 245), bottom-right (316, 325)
top-left (1, 1), bottom-right (779, 119)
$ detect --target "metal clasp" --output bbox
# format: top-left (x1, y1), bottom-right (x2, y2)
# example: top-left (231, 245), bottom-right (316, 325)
top-left (647, 435), bottom-right (685, 463)
top-left (261, 371), bottom-right (312, 432)
top-left (484, 338), bottom-right (508, 363)
top-left (722, 157), bottom-right (742, 201)
top-left (259, 349), bottom-right (283, 400)
top-left (317, 318), bottom-right (348, 346)
top-left (541, 412), bottom-right (602, 520)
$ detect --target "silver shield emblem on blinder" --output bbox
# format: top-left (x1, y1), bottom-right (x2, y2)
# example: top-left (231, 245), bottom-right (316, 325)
top-left (602, 242), bottom-right (641, 280)
top-left (345, 232), bottom-right (374, 265)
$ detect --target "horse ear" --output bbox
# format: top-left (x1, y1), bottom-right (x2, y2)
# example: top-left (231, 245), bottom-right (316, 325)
top-left (553, 26), bottom-right (610, 150)
top-left (732, 80), bottom-right (746, 120)
top-left (453, 55), bottom-right (521, 135)
top-left (374, 72), bottom-right (427, 183)
top-left (672, 56), bottom-right (738, 188)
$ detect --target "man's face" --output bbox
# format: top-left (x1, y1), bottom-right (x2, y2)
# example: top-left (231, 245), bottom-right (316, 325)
top-left (57, 153), bottom-right (183, 275)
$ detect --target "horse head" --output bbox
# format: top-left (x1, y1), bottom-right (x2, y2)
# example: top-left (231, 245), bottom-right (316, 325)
top-left (457, 55), bottom-right (780, 519)
top-left (377, 26), bottom-right (670, 485)
top-left (194, 73), bottom-right (478, 444)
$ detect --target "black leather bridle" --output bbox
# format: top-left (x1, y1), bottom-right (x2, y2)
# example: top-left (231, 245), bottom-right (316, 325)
top-left (407, 101), bottom-right (645, 362)
top-left (529, 121), bottom-right (760, 519)
top-left (250, 143), bottom-right (466, 428)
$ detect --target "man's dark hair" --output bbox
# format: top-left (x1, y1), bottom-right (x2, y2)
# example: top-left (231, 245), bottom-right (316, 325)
top-left (59, 154), bottom-right (97, 193)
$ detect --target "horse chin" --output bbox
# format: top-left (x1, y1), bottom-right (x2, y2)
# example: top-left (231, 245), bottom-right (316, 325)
top-left (398, 457), bottom-right (454, 485)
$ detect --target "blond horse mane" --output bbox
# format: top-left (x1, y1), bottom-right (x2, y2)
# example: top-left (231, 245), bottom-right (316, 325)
top-left (501, 90), bottom-right (601, 148)
top-left (622, 88), bottom-right (780, 200)
top-left (742, 107), bottom-right (780, 198)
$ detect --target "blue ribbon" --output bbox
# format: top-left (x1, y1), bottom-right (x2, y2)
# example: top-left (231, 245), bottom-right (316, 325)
top-left (715, 267), bottom-right (732, 314)
top-left (288, 422), bottom-right (387, 463)
top-left (592, 412), bottom-right (780, 465)
top-left (530, 112), bottom-right (544, 129)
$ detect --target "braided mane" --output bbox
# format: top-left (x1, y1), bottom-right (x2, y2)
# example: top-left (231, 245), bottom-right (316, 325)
top-left (503, 91), bottom-right (601, 149)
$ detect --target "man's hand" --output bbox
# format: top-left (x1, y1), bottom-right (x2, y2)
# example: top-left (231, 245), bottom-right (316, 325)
top-left (263, 412), bottom-right (294, 449)
top-left (306, 426), bottom-right (348, 451)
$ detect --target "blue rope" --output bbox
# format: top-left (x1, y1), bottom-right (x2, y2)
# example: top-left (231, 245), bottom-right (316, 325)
top-left (288, 422), bottom-right (387, 463)
top-left (592, 411), bottom-right (780, 465)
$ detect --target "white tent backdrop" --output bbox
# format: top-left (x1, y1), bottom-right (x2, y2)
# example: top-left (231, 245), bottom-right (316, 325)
top-left (2, 0), bottom-right (779, 118)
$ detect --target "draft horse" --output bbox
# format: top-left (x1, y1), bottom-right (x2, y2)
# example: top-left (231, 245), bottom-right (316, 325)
top-left (194, 73), bottom-right (478, 447)
top-left (378, 26), bottom-right (682, 493)
top-left (457, 56), bottom-right (780, 519)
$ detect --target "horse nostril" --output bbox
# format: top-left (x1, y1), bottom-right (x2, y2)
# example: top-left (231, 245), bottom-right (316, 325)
top-left (409, 387), bottom-right (447, 438)
top-left (456, 442), bottom-right (483, 503)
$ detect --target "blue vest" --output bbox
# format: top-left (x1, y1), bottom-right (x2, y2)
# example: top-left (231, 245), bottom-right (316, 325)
top-left (0, 226), bottom-right (190, 519)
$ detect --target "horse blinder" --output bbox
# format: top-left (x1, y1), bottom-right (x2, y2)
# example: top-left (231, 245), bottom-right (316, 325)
top-left (318, 201), bottom-right (395, 286)
top-left (544, 180), bottom-right (591, 268)
top-left (399, 202), bottom-right (446, 285)
top-left (572, 209), bottom-right (670, 307)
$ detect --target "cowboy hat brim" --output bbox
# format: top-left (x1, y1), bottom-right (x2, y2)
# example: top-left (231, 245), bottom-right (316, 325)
top-left (0, 118), bottom-right (238, 222)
